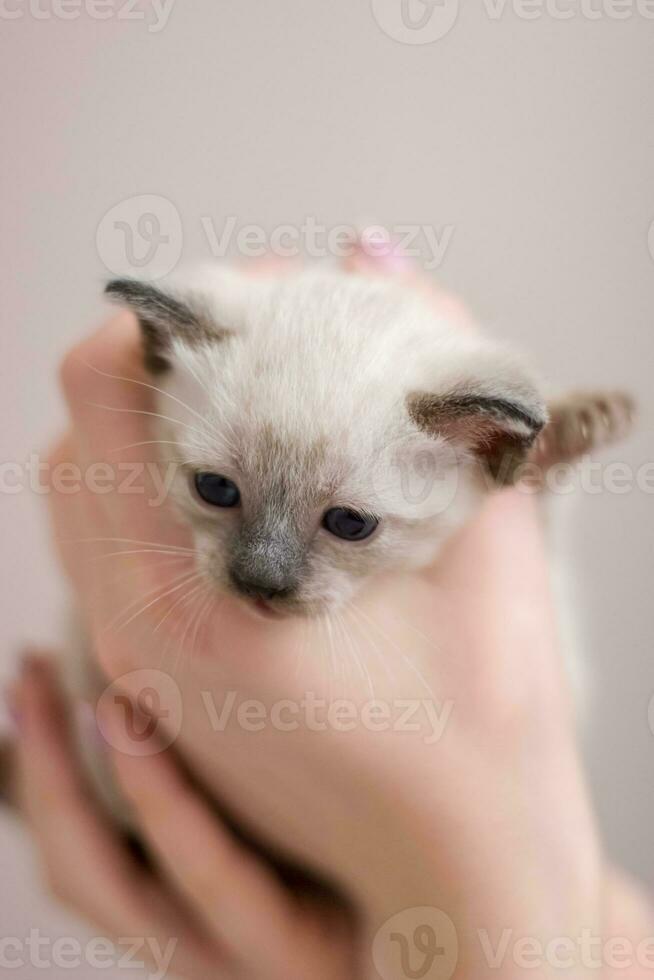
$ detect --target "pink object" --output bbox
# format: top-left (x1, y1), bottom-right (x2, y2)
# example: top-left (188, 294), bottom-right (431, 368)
top-left (344, 229), bottom-right (477, 333)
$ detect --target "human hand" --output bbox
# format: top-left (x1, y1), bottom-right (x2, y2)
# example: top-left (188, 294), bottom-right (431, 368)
top-left (39, 309), bottom-right (615, 978)
top-left (8, 654), bottom-right (358, 980)
top-left (10, 655), bottom-right (654, 980)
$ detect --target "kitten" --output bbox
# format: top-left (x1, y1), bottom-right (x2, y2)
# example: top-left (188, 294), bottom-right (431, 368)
top-left (102, 263), bottom-right (633, 618)
top-left (1, 260), bottom-right (635, 834)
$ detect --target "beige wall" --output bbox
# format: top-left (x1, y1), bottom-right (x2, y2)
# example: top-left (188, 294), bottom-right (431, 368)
top-left (1, 2), bottom-right (653, 974)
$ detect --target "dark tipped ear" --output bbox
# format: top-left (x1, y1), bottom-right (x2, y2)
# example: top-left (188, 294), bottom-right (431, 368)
top-left (408, 385), bottom-right (547, 486)
top-left (105, 278), bottom-right (223, 374)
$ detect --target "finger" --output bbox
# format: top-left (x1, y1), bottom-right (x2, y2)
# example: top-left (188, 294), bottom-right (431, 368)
top-left (43, 434), bottom-right (101, 597)
top-left (421, 490), bottom-right (563, 716)
top-left (55, 316), bottom-right (203, 664)
top-left (103, 697), bottom-right (300, 970)
top-left (59, 312), bottom-right (191, 550)
top-left (13, 652), bottom-right (223, 979)
top-left (59, 313), bottom-right (149, 452)
top-left (429, 489), bottom-right (551, 600)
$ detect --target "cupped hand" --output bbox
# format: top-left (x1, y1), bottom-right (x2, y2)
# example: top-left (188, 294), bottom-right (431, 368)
top-left (9, 654), bottom-right (358, 980)
top-left (41, 311), bottom-right (606, 977)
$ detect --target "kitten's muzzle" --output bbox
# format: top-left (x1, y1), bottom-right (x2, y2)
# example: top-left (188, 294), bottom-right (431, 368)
top-left (228, 568), bottom-right (297, 602)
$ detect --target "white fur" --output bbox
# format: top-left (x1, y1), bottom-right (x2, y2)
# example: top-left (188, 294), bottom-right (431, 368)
top-left (142, 264), bottom-right (545, 613)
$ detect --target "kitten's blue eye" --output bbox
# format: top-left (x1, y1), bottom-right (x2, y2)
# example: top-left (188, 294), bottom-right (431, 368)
top-left (323, 508), bottom-right (378, 542)
top-left (194, 472), bottom-right (240, 508)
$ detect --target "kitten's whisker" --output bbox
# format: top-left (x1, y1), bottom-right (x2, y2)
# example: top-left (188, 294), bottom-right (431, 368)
top-left (108, 440), bottom-right (187, 455)
top-left (85, 403), bottom-right (211, 440)
top-left (63, 536), bottom-right (196, 553)
top-left (329, 609), bottom-right (356, 701)
top-left (173, 581), bottom-right (220, 679)
top-left (113, 570), bottom-right (201, 634)
top-left (171, 583), bottom-right (210, 678)
top-left (351, 603), bottom-right (435, 699)
top-left (187, 589), bottom-right (219, 677)
top-left (90, 549), bottom-right (197, 562)
top-left (80, 360), bottom-right (214, 427)
top-left (102, 565), bottom-right (199, 633)
top-left (312, 615), bottom-right (328, 694)
top-left (332, 606), bottom-right (376, 700)
top-left (157, 579), bottom-right (206, 672)
top-left (344, 603), bottom-right (395, 686)
top-left (322, 613), bottom-right (338, 702)
top-left (293, 615), bottom-right (309, 682)
top-left (103, 554), bottom-right (194, 589)
top-left (386, 610), bottom-right (444, 656)
top-left (177, 353), bottom-right (213, 403)
top-left (152, 574), bottom-right (207, 635)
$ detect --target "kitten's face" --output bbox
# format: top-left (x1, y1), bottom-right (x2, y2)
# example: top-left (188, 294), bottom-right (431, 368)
top-left (107, 269), bottom-right (546, 617)
top-left (161, 386), bottom-right (478, 617)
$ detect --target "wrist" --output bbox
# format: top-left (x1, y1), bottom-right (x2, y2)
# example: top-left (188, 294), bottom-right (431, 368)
top-left (358, 830), bottom-right (606, 980)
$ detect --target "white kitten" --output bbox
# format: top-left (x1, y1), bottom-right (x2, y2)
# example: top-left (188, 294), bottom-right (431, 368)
top-left (0, 261), bottom-right (635, 837)
top-left (104, 264), bottom-right (550, 617)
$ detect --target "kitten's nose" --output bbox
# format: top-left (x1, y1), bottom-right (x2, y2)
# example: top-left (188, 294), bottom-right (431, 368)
top-left (229, 518), bottom-right (303, 603)
top-left (228, 568), bottom-right (296, 602)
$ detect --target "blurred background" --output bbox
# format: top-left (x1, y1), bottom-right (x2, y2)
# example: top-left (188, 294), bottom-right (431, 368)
top-left (1, 2), bottom-right (652, 975)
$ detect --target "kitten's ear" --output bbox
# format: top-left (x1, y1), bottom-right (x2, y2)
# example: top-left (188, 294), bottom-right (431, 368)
top-left (105, 278), bottom-right (223, 374)
top-left (407, 351), bottom-right (547, 486)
